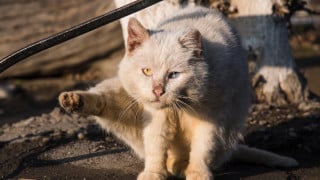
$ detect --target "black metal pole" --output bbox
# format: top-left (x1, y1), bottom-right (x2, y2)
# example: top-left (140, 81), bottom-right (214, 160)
top-left (0, 0), bottom-right (163, 73)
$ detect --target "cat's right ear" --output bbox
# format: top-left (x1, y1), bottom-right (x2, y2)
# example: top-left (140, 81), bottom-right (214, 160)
top-left (127, 18), bottom-right (149, 53)
top-left (178, 29), bottom-right (202, 58)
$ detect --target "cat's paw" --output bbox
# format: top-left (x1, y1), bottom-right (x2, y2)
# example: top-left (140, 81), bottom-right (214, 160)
top-left (59, 92), bottom-right (83, 113)
top-left (185, 171), bottom-right (213, 180)
top-left (137, 171), bottom-right (166, 180)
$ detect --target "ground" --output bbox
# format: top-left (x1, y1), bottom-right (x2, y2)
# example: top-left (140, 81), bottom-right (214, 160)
top-left (0, 25), bottom-right (320, 180)
top-left (1, 96), bottom-right (320, 179)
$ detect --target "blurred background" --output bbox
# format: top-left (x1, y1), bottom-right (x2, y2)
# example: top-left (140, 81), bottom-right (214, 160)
top-left (0, 1), bottom-right (320, 179)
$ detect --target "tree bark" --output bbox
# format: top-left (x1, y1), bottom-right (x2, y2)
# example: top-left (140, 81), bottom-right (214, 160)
top-left (0, 0), bottom-right (123, 78)
top-left (229, 0), bottom-right (308, 105)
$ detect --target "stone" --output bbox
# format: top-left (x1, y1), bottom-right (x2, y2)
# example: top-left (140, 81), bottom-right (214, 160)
top-left (258, 120), bottom-right (267, 126)
top-left (77, 132), bottom-right (85, 140)
top-left (287, 114), bottom-right (294, 119)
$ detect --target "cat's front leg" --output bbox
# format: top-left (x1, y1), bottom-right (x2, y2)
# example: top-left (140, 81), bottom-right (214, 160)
top-left (185, 121), bottom-right (216, 180)
top-left (59, 91), bottom-right (105, 116)
top-left (138, 110), bottom-right (168, 180)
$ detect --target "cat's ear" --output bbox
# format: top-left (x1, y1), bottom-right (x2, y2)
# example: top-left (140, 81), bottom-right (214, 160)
top-left (127, 18), bottom-right (149, 53)
top-left (178, 29), bottom-right (202, 57)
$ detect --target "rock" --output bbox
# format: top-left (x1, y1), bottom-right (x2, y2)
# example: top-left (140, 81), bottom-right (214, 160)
top-left (302, 112), bottom-right (311, 117)
top-left (252, 120), bottom-right (258, 124)
top-left (77, 132), bottom-right (85, 140)
top-left (254, 104), bottom-right (268, 111)
top-left (67, 129), bottom-right (75, 136)
top-left (51, 131), bottom-right (62, 141)
top-left (258, 120), bottom-right (267, 126)
top-left (0, 84), bottom-right (12, 100)
top-left (41, 137), bottom-right (50, 144)
top-left (105, 136), bottom-right (114, 143)
top-left (91, 145), bottom-right (105, 152)
top-left (298, 102), bottom-right (312, 111)
top-left (287, 114), bottom-right (294, 119)
top-left (297, 101), bottom-right (320, 112)
top-left (252, 111), bottom-right (259, 116)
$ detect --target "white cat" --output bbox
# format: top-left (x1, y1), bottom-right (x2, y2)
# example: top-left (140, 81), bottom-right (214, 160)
top-left (59, 6), bottom-right (298, 180)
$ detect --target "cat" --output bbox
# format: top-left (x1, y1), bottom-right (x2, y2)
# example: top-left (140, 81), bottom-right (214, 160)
top-left (59, 6), bottom-right (298, 180)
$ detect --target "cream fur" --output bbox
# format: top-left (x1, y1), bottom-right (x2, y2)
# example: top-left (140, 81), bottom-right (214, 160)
top-left (59, 5), bottom-right (298, 180)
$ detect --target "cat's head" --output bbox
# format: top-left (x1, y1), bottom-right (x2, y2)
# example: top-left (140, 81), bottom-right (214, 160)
top-left (118, 18), bottom-right (208, 109)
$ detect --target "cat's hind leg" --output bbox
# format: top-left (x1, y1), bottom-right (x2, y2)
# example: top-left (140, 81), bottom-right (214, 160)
top-left (59, 91), bottom-right (105, 116)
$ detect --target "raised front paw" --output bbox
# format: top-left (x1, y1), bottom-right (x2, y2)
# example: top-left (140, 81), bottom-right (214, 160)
top-left (59, 91), bottom-right (83, 113)
top-left (137, 171), bottom-right (166, 180)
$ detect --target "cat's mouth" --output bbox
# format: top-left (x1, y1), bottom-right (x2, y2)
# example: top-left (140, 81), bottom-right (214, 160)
top-left (150, 99), bottom-right (162, 104)
top-left (149, 98), bottom-right (168, 109)
top-left (150, 96), bottom-right (162, 103)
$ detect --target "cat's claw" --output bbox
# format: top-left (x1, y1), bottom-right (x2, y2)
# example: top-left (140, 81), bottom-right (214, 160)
top-left (137, 171), bottom-right (166, 180)
top-left (59, 92), bottom-right (83, 113)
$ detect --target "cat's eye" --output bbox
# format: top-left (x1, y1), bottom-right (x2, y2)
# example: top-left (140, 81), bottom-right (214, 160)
top-left (168, 72), bottom-right (180, 79)
top-left (142, 68), bottom-right (153, 76)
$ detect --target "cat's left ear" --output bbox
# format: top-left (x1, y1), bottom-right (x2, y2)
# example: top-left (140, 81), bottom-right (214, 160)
top-left (178, 29), bottom-right (202, 57)
top-left (127, 18), bottom-right (149, 53)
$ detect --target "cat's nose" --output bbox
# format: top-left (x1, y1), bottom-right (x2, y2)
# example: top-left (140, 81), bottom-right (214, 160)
top-left (153, 85), bottom-right (165, 98)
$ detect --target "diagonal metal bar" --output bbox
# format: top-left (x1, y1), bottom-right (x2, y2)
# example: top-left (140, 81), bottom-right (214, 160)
top-left (0, 0), bottom-right (163, 73)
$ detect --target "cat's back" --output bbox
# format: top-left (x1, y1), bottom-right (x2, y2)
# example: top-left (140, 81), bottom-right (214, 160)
top-left (158, 6), bottom-right (238, 47)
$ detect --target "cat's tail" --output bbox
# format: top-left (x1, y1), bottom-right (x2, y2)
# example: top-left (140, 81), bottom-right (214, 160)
top-left (232, 144), bottom-right (298, 168)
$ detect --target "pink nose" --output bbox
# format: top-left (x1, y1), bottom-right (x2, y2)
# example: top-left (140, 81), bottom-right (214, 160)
top-left (153, 86), bottom-right (165, 98)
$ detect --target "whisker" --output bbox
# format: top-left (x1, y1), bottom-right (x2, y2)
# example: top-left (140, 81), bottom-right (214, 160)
top-left (179, 95), bottom-right (199, 104)
top-left (175, 98), bottom-right (197, 115)
top-left (117, 96), bottom-right (140, 122)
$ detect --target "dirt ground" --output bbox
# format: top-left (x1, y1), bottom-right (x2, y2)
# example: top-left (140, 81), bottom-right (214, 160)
top-left (1, 29), bottom-right (320, 180)
top-left (1, 91), bottom-right (320, 180)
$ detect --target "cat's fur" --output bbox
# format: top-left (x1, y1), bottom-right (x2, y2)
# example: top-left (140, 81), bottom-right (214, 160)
top-left (59, 6), bottom-right (298, 180)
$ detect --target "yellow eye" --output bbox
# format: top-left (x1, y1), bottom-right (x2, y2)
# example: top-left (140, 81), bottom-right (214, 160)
top-left (142, 68), bottom-right (153, 76)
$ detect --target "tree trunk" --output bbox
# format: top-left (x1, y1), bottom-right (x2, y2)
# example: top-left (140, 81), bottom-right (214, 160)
top-left (115, 0), bottom-right (309, 105)
top-left (229, 0), bottom-right (308, 105)
top-left (0, 0), bottom-right (123, 78)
